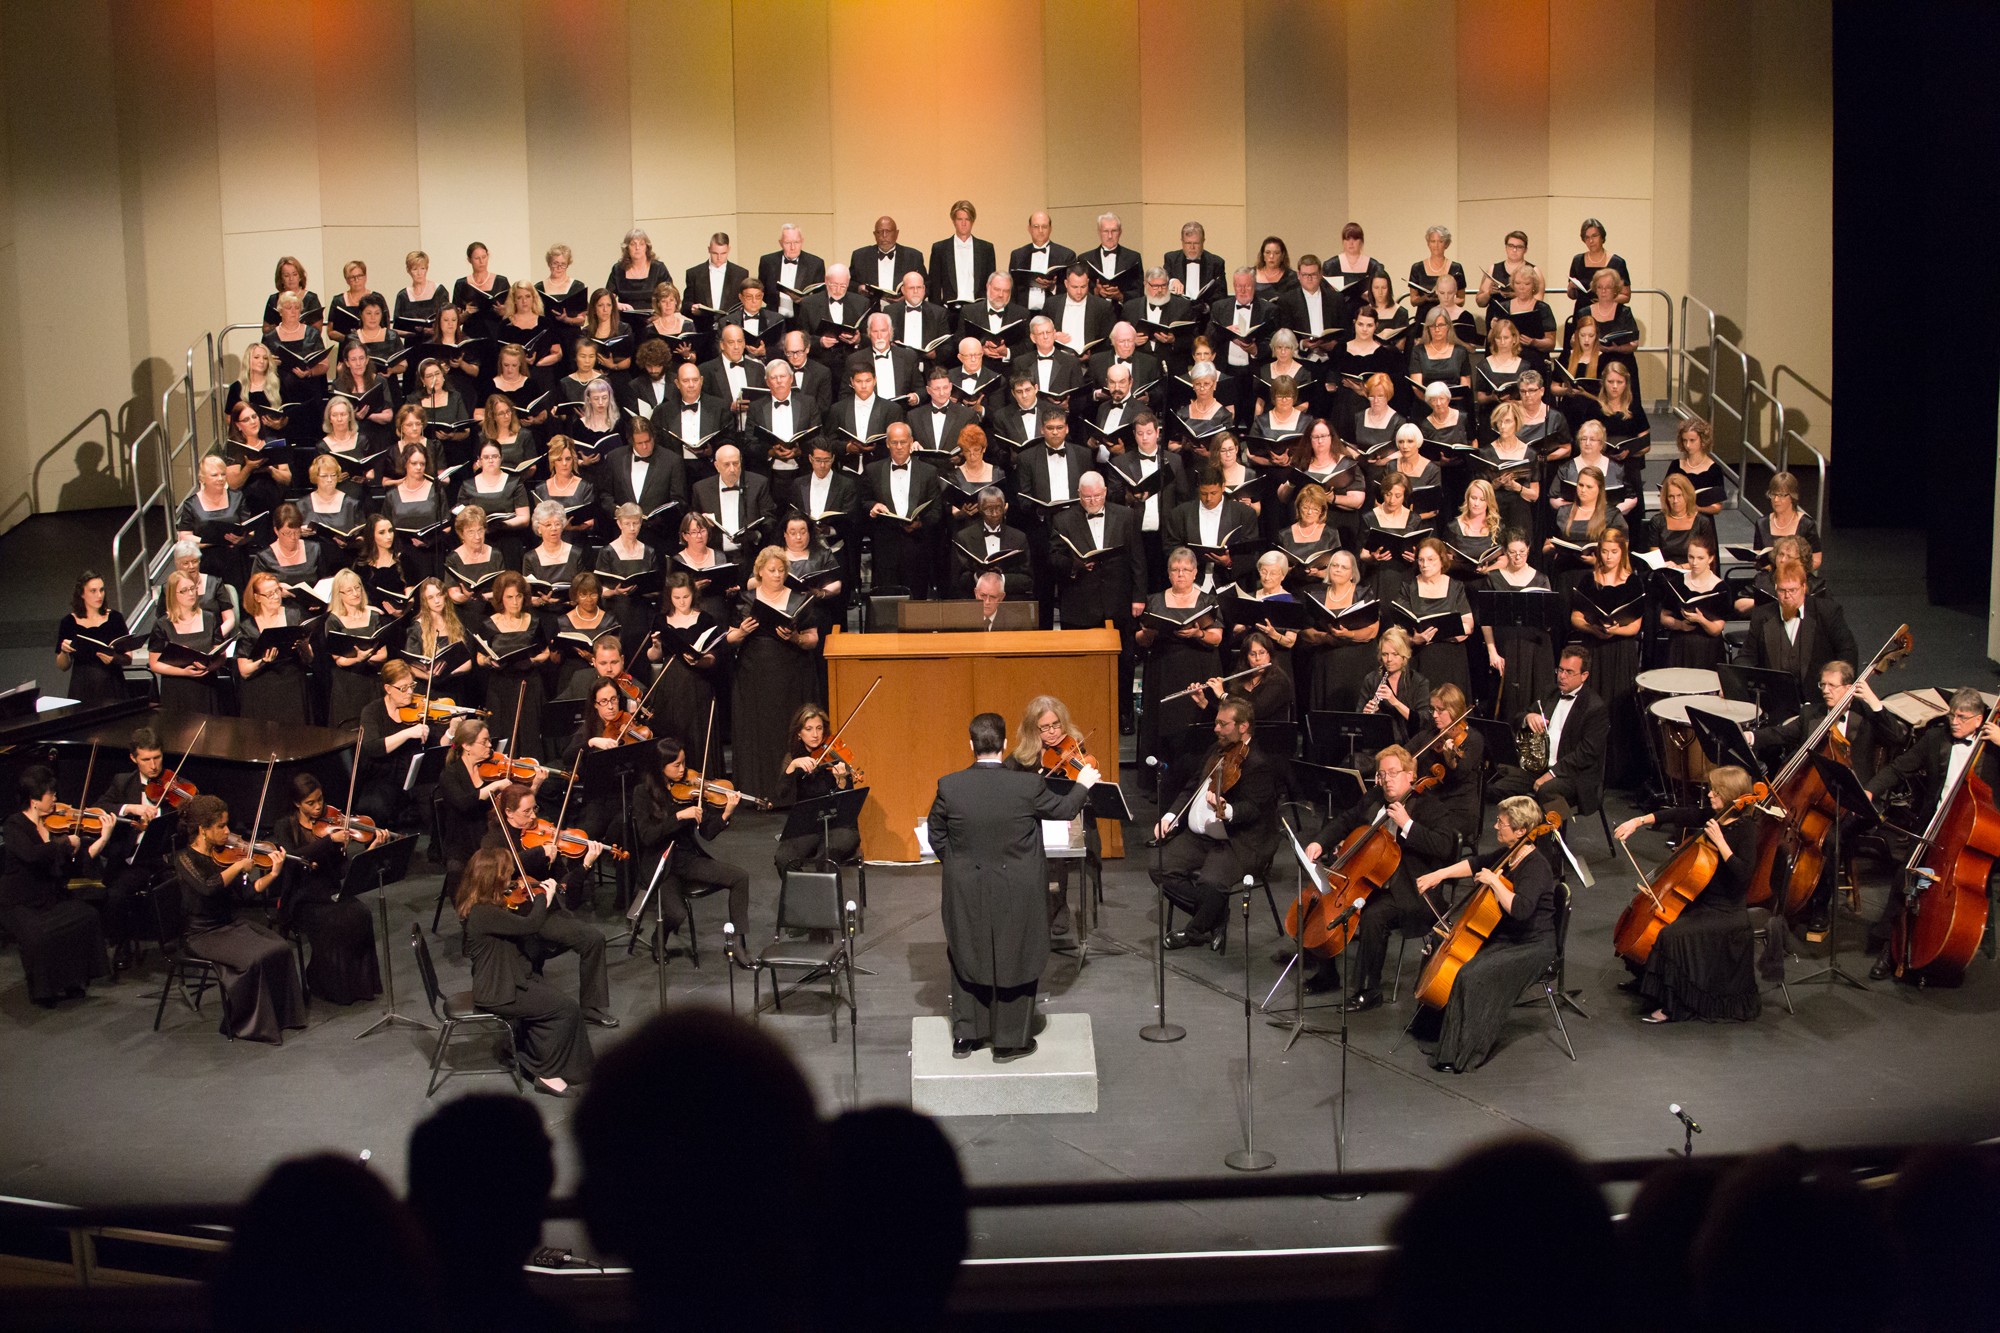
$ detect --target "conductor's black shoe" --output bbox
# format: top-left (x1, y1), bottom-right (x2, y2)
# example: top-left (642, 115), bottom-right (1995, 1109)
top-left (1164, 928), bottom-right (1214, 951)
top-left (1869, 957), bottom-right (1893, 981)
top-left (583, 1008), bottom-right (620, 1029)
top-left (1344, 990), bottom-right (1383, 1013)
top-left (993, 1040), bottom-right (1038, 1063)
top-left (952, 1037), bottom-right (978, 1059)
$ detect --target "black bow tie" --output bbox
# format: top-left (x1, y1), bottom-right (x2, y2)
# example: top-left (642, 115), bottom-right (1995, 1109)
top-left (720, 484), bottom-right (740, 492)
top-left (875, 351), bottom-right (890, 359)
top-left (1038, 354), bottom-right (1052, 362)
top-left (891, 463), bottom-right (909, 472)
top-left (1956, 736), bottom-right (1977, 747)
top-left (1237, 303), bottom-right (1251, 311)
top-left (1559, 693), bottom-right (1577, 702)
top-left (1033, 247), bottom-right (1047, 254)
top-left (984, 527), bottom-right (1002, 536)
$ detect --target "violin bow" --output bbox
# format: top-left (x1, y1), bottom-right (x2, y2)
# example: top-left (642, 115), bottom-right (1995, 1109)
top-left (166, 718), bottom-right (207, 797)
top-left (696, 699), bottom-right (717, 802)
top-left (244, 755), bottom-right (277, 881)
top-left (628, 659), bottom-right (672, 720)
top-left (1407, 705), bottom-right (1474, 763)
top-left (77, 742), bottom-right (99, 813)
top-left (487, 792), bottom-right (541, 895)
top-left (505, 685), bottom-right (526, 759)
top-left (339, 715), bottom-right (365, 847)
top-left (1617, 831), bottom-right (1664, 909)
top-left (806, 674), bottom-right (882, 773)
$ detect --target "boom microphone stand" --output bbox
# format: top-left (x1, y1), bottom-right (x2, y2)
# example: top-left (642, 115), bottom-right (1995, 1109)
top-left (1223, 883), bottom-right (1275, 1171)
top-left (1140, 756), bottom-right (1184, 1043)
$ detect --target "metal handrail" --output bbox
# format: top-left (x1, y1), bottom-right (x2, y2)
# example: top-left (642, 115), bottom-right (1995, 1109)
top-left (1674, 293), bottom-right (1720, 428)
top-left (1625, 286), bottom-right (1674, 403)
top-left (213, 322), bottom-right (265, 405)
top-left (109, 421), bottom-right (169, 619)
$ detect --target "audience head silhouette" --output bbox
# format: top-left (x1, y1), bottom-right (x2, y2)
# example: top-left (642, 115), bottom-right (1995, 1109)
top-left (407, 1093), bottom-right (554, 1287)
top-left (824, 1106), bottom-right (969, 1333)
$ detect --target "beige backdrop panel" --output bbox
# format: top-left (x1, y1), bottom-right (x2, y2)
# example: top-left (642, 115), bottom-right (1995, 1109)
top-left (1347, 0), bottom-right (1456, 278)
top-left (413, 0), bottom-right (532, 279)
top-left (731, 0), bottom-right (833, 220)
top-left (213, 0), bottom-right (324, 322)
top-left (1044, 0), bottom-right (1140, 227)
top-left (1245, 0), bottom-right (1347, 265)
top-left (1457, 0), bottom-right (1550, 205)
top-left (523, 0), bottom-right (633, 285)
top-left (314, 0), bottom-right (419, 232)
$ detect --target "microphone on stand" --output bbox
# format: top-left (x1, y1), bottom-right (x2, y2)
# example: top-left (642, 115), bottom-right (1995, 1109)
top-left (1669, 1103), bottom-right (1701, 1134)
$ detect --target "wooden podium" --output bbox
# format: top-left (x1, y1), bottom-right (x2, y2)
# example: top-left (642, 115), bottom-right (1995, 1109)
top-left (824, 628), bottom-right (1126, 863)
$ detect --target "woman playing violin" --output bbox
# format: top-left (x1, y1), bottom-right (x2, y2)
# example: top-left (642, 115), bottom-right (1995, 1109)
top-left (1410, 794), bottom-right (1560, 1072)
top-left (1, 765), bottom-right (113, 1005)
top-left (267, 774), bottom-right (380, 1005)
top-left (482, 784), bottom-right (616, 1029)
top-left (1006, 696), bottom-right (1099, 934)
top-left (170, 792), bottom-right (304, 1043)
top-left (1409, 684), bottom-right (1483, 828)
top-left (555, 680), bottom-right (649, 848)
top-left (1613, 765), bottom-right (1764, 1025)
top-left (775, 703), bottom-right (861, 878)
top-left (356, 660), bottom-right (446, 827)
top-left (439, 719), bottom-right (527, 895)
top-left (631, 737), bottom-right (751, 966)
top-left (455, 846), bottom-right (593, 1097)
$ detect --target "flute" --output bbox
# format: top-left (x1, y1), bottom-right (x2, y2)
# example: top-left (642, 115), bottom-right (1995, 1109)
top-left (1160, 665), bottom-right (1261, 705)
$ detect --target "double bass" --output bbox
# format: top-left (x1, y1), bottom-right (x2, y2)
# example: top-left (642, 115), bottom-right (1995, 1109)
top-left (1413, 809), bottom-right (1561, 1009)
top-left (1889, 697), bottom-right (2000, 984)
top-left (1750, 625), bottom-right (1913, 913)
top-left (1611, 782), bottom-right (1770, 967)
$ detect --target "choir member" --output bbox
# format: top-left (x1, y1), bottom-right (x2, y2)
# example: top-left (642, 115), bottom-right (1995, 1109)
top-left (480, 571), bottom-right (552, 751)
top-left (1135, 546), bottom-right (1224, 771)
top-left (149, 569), bottom-right (225, 716)
top-left (394, 249), bottom-right (450, 333)
top-left (329, 337), bottom-right (395, 441)
top-left (523, 501), bottom-right (583, 610)
top-left (265, 290), bottom-right (329, 413)
top-left (551, 577), bottom-right (621, 700)
top-left (1301, 548), bottom-right (1379, 712)
top-left (251, 502), bottom-right (324, 597)
top-left (323, 569), bottom-right (388, 731)
top-left (1252, 235), bottom-right (1297, 301)
top-left (236, 571), bottom-right (314, 724)
top-left (1483, 529), bottom-right (1555, 723)
top-left (1664, 416), bottom-right (1729, 516)
top-left (379, 440), bottom-right (448, 581)
top-left (1646, 473), bottom-right (1717, 568)
top-left (653, 572), bottom-right (725, 772)
top-left (1497, 265), bottom-right (1557, 355)
top-left (56, 569), bottom-right (132, 704)
top-left (170, 793), bottom-right (304, 1043)
top-left (223, 395), bottom-right (289, 518)
top-left (1569, 527), bottom-right (1647, 788)
top-left (535, 436), bottom-right (600, 546)
top-left (725, 546), bottom-right (824, 802)
top-left (299, 453), bottom-right (366, 552)
top-left (1327, 222), bottom-right (1384, 316)
top-left (1753, 471), bottom-right (1822, 572)
top-left (1408, 224), bottom-right (1468, 313)
top-left (583, 288), bottom-right (634, 379)
top-left (358, 515), bottom-right (412, 615)
top-left (1475, 318), bottom-right (1533, 409)
top-left (454, 241), bottom-right (508, 342)
top-left (1658, 533), bottom-right (1729, 671)
top-left (1409, 306), bottom-right (1473, 396)
top-left (226, 340), bottom-right (290, 439)
top-left (263, 254), bottom-right (323, 331)
top-left (1404, 538), bottom-right (1474, 699)
top-left (594, 502), bottom-right (661, 665)
top-left (1476, 229), bottom-right (1533, 308)
top-left (1359, 470), bottom-right (1420, 601)
top-left (176, 453), bottom-right (253, 588)
top-left (1476, 402), bottom-right (1541, 537)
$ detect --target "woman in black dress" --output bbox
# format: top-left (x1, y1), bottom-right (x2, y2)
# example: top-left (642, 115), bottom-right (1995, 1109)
top-left (1569, 527), bottom-right (1647, 788)
top-left (1496, 265), bottom-right (1557, 356)
top-left (1482, 530), bottom-right (1556, 724)
top-left (268, 774), bottom-right (380, 1006)
top-left (479, 571), bottom-right (552, 752)
top-left (453, 240), bottom-right (509, 345)
top-left (1593, 361), bottom-right (1651, 519)
top-left (539, 243), bottom-right (590, 361)
top-left (379, 441), bottom-right (448, 583)
top-left (56, 570), bottom-right (132, 704)
top-left (1134, 546), bottom-right (1223, 772)
top-left (652, 572), bottom-right (725, 773)
top-left (1302, 549), bottom-right (1380, 713)
top-left (582, 288), bottom-right (635, 386)
top-left (1664, 416), bottom-right (1728, 516)
top-left (534, 436), bottom-right (601, 548)
top-left (227, 341), bottom-right (291, 441)
top-left (456, 846), bottom-right (593, 1096)
top-left (236, 571), bottom-right (315, 724)
top-left (608, 228), bottom-right (671, 316)
top-left (410, 352), bottom-right (475, 472)
top-left (595, 503), bottom-right (661, 668)
top-left (1359, 626), bottom-right (1430, 744)
top-left (1615, 765), bottom-right (1762, 1024)
top-left (1388, 423), bottom-right (1443, 521)
top-left (458, 441), bottom-right (533, 568)
top-left (177, 453), bottom-right (254, 589)
top-left (1411, 795), bottom-right (1560, 1072)
top-left (774, 702), bottom-right (862, 877)
top-left (1286, 424), bottom-right (1363, 552)
top-left (1476, 230), bottom-right (1534, 310)
top-left (1658, 533), bottom-right (1728, 671)
top-left (444, 507), bottom-right (508, 629)
top-left (1188, 631), bottom-right (1295, 738)
top-left (406, 577), bottom-right (478, 698)
top-left (1645, 473), bottom-right (1717, 570)
top-left (675, 512), bottom-right (737, 627)
top-left (1336, 319), bottom-right (1402, 436)
top-left (1359, 471), bottom-right (1420, 603)
top-left (726, 547), bottom-right (824, 802)
top-left (524, 501), bottom-right (584, 611)
top-left (1567, 219), bottom-right (1630, 309)
top-left (1476, 402), bottom-right (1541, 538)
top-left (1326, 222), bottom-right (1383, 318)
top-left (250, 503), bottom-right (325, 602)
top-left (779, 514), bottom-right (844, 622)
top-left (170, 793), bottom-right (305, 1043)
top-left (263, 255), bottom-right (323, 332)
top-left (264, 290), bottom-right (329, 417)
top-left (299, 454), bottom-right (366, 551)
top-left (222, 398), bottom-right (291, 522)
top-left (1474, 318), bottom-right (1534, 411)
top-left (323, 569), bottom-right (388, 730)
top-left (149, 569), bottom-right (225, 716)
top-left (1, 766), bottom-right (111, 1004)
top-left (1573, 266), bottom-right (1641, 392)
top-left (357, 515), bottom-right (412, 617)
top-left (488, 341), bottom-right (553, 432)
top-left (393, 248), bottom-right (450, 334)
top-left (328, 339), bottom-right (396, 447)
top-left (355, 661), bottom-right (447, 828)
top-left (1408, 225), bottom-right (1467, 316)
top-left (1407, 307), bottom-right (1472, 399)
top-left (1546, 465), bottom-right (1627, 572)
top-left (1754, 471), bottom-right (1822, 574)
top-left (1404, 538), bottom-right (1474, 699)
top-left (550, 572), bottom-right (622, 700)
top-left (1224, 553), bottom-right (1299, 682)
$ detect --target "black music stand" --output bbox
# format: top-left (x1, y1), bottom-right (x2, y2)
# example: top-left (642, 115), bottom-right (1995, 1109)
top-left (1043, 778), bottom-right (1133, 962)
top-left (781, 786), bottom-right (877, 967)
top-left (1287, 760), bottom-right (1366, 820)
top-left (542, 700), bottom-right (589, 755)
top-left (1465, 715), bottom-right (1520, 769)
top-left (1719, 664), bottom-right (1801, 729)
top-left (1471, 587), bottom-right (1566, 636)
top-left (580, 742), bottom-right (657, 929)
top-left (1307, 711), bottom-right (1396, 772)
top-left (1263, 817), bottom-right (1343, 1045)
top-left (1795, 754), bottom-right (1876, 991)
top-left (1685, 703), bottom-right (1765, 781)
top-left (349, 833), bottom-right (429, 1039)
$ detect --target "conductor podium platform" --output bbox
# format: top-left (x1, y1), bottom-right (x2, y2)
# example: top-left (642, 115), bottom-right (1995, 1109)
top-left (910, 1012), bottom-right (1099, 1116)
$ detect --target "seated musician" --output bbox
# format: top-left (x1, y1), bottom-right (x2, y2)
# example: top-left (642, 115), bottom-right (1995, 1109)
top-left (440, 719), bottom-right (523, 901)
top-left (776, 703), bottom-right (861, 879)
top-left (1410, 684), bottom-right (1484, 830)
top-left (630, 736), bottom-right (751, 966)
top-left (1409, 795), bottom-right (1561, 1071)
top-left (268, 774), bottom-right (381, 1006)
top-left (170, 793), bottom-right (304, 1043)
top-left (1004, 695), bottom-right (1098, 936)
top-left (1302, 745), bottom-right (1470, 1007)
top-left (88, 727), bottom-right (176, 966)
top-left (356, 661), bottom-right (448, 828)
top-left (1, 766), bottom-right (113, 1005)
top-left (1151, 697), bottom-right (1280, 952)
top-left (1863, 688), bottom-right (2000, 979)
top-left (1189, 631), bottom-right (1294, 733)
top-left (455, 846), bottom-right (593, 1098)
top-left (557, 632), bottom-right (639, 703)
top-left (483, 783), bottom-right (618, 1028)
top-left (1487, 646), bottom-right (1609, 821)
top-left (1612, 765), bottom-right (1764, 1024)
top-left (559, 679), bottom-right (648, 845)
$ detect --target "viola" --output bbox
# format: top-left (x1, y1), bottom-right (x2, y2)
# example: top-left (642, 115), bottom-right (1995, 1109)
top-left (304, 807), bottom-right (386, 848)
top-left (43, 804), bottom-right (137, 837)
top-left (1612, 784), bottom-right (1770, 967)
top-left (213, 832), bottom-right (283, 871)
top-left (521, 818), bottom-right (629, 862)
top-left (669, 771), bottom-right (774, 810)
top-left (1213, 738), bottom-right (1249, 796)
top-left (1038, 734), bottom-right (1095, 781)
top-left (143, 770), bottom-right (198, 808)
top-left (393, 697), bottom-right (490, 724)
top-left (1414, 810), bottom-right (1562, 1009)
top-left (502, 875), bottom-right (549, 911)
top-left (805, 738), bottom-right (864, 784)
top-left (602, 712), bottom-right (653, 744)
top-left (478, 755), bottom-right (575, 783)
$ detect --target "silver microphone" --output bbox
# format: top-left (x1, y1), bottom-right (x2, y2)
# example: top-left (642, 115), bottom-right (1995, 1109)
top-left (1669, 1103), bottom-right (1701, 1134)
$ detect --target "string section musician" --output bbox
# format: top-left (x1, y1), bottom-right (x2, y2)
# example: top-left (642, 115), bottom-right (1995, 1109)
top-left (1152, 697), bottom-right (1281, 952)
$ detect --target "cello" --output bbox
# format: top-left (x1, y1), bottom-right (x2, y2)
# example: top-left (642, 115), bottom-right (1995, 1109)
top-left (1750, 625), bottom-right (1913, 913)
top-left (1611, 782), bottom-right (1770, 967)
top-left (1889, 696), bottom-right (2000, 984)
top-left (1413, 809), bottom-right (1561, 1010)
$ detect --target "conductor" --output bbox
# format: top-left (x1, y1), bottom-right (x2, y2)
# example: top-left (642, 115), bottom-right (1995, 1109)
top-left (927, 711), bottom-right (1101, 1061)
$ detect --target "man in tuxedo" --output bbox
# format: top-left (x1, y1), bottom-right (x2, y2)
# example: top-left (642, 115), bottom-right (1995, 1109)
top-left (1151, 699), bottom-right (1282, 950)
top-left (721, 279), bottom-right (785, 360)
top-left (1165, 220), bottom-right (1227, 315)
top-left (927, 711), bottom-right (1098, 1059)
top-left (788, 438), bottom-right (863, 592)
top-left (960, 271), bottom-right (1030, 371)
top-left (948, 338), bottom-right (1002, 418)
top-left (1006, 210), bottom-right (1076, 317)
top-left (909, 366), bottom-right (978, 456)
top-left (1276, 254), bottom-right (1345, 364)
top-left (756, 223), bottom-right (826, 320)
top-left (1088, 322), bottom-right (1163, 409)
top-left (886, 271), bottom-right (952, 364)
top-left (844, 313), bottom-right (922, 409)
top-left (1109, 409), bottom-right (1186, 589)
top-left (1124, 267), bottom-right (1198, 371)
top-left (863, 422), bottom-right (941, 598)
top-left (992, 374), bottom-right (1047, 453)
top-left (778, 330), bottom-right (834, 413)
top-left (927, 199), bottom-right (997, 307)
top-left (1864, 687), bottom-right (2000, 976)
top-left (691, 444), bottom-right (773, 568)
top-left (1020, 316), bottom-right (1085, 407)
top-left (1749, 660), bottom-right (1905, 789)
top-left (1086, 212), bottom-right (1143, 304)
top-left (825, 365), bottom-right (904, 473)
top-left (947, 487), bottom-right (1031, 599)
top-left (1051, 471), bottom-right (1146, 728)
top-left (1299, 743), bottom-right (1466, 1011)
top-left (1013, 409), bottom-right (1092, 627)
top-left (1745, 560), bottom-right (1859, 696)
top-left (798, 263), bottom-right (864, 375)
top-left (1487, 646), bottom-right (1610, 820)
top-left (1052, 265), bottom-right (1115, 362)
top-left (745, 359), bottom-right (820, 478)
top-left (850, 216), bottom-right (925, 302)
top-left (652, 364), bottom-right (729, 486)
top-left (1206, 268), bottom-right (1275, 411)
top-left (698, 324), bottom-right (763, 425)
top-left (1163, 468), bottom-right (1257, 593)
top-left (684, 232), bottom-right (747, 316)
top-left (627, 338), bottom-right (679, 419)
top-left (598, 416), bottom-right (690, 547)
top-left (1088, 363), bottom-right (1141, 458)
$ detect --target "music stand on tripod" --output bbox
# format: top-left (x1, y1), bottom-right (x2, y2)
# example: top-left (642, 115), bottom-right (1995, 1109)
top-left (573, 741), bottom-right (655, 944)
top-left (778, 786), bottom-right (878, 975)
top-left (1041, 777), bottom-right (1135, 964)
top-left (1306, 711), bottom-right (1396, 774)
top-left (1794, 753), bottom-right (1877, 991)
top-left (1720, 664), bottom-right (1802, 730)
top-left (350, 832), bottom-right (429, 1039)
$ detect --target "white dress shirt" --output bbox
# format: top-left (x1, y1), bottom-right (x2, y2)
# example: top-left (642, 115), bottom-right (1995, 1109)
top-left (677, 401), bottom-right (704, 459)
top-left (871, 347), bottom-right (898, 398)
top-left (717, 486), bottom-right (744, 549)
top-left (1035, 355), bottom-right (1055, 392)
top-left (778, 256), bottom-right (800, 316)
top-left (1941, 736), bottom-right (1976, 814)
top-left (1134, 452), bottom-right (1163, 531)
top-left (808, 471), bottom-right (833, 517)
top-left (1227, 302), bottom-right (1253, 367)
top-left (1184, 260), bottom-right (1203, 297)
top-left (704, 263), bottom-right (727, 308)
top-left (902, 307), bottom-right (924, 349)
top-left (1027, 246), bottom-right (1051, 310)
top-left (628, 453), bottom-right (651, 500)
top-left (875, 252), bottom-right (896, 290)
top-left (1046, 454), bottom-right (1073, 504)
top-left (1186, 773), bottom-right (1230, 838)
top-left (953, 236), bottom-right (975, 303)
top-left (889, 464), bottom-right (913, 516)
top-left (1547, 692), bottom-right (1577, 767)
top-left (1060, 297), bottom-right (1089, 346)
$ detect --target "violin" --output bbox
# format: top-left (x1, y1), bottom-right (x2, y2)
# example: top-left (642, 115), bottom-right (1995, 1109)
top-left (143, 770), bottom-right (198, 808)
top-left (502, 875), bottom-right (550, 911)
top-left (1038, 733), bottom-right (1096, 781)
top-left (213, 832), bottom-right (283, 871)
top-left (613, 672), bottom-right (653, 719)
top-left (1413, 810), bottom-right (1562, 1009)
top-left (1213, 738), bottom-right (1249, 796)
top-left (478, 755), bottom-right (575, 783)
top-left (602, 711), bottom-right (653, 744)
top-left (43, 804), bottom-right (137, 837)
top-left (1613, 785), bottom-right (1769, 967)
top-left (392, 697), bottom-right (490, 724)
top-left (521, 818), bottom-right (629, 862)
top-left (304, 807), bottom-right (386, 848)
top-left (669, 771), bottom-right (774, 810)
top-left (804, 738), bottom-right (864, 784)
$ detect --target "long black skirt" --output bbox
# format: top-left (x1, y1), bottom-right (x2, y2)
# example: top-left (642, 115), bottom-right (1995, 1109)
top-left (1640, 905), bottom-right (1759, 1022)
top-left (732, 637), bottom-right (820, 802)
top-left (294, 898), bottom-right (381, 1005)
top-left (486, 670), bottom-right (545, 754)
top-left (240, 660), bottom-right (313, 725)
top-left (1428, 937), bottom-right (1557, 1071)
top-left (2, 900), bottom-right (109, 1002)
top-left (487, 975), bottom-right (594, 1083)
top-left (185, 920), bottom-right (307, 1043)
